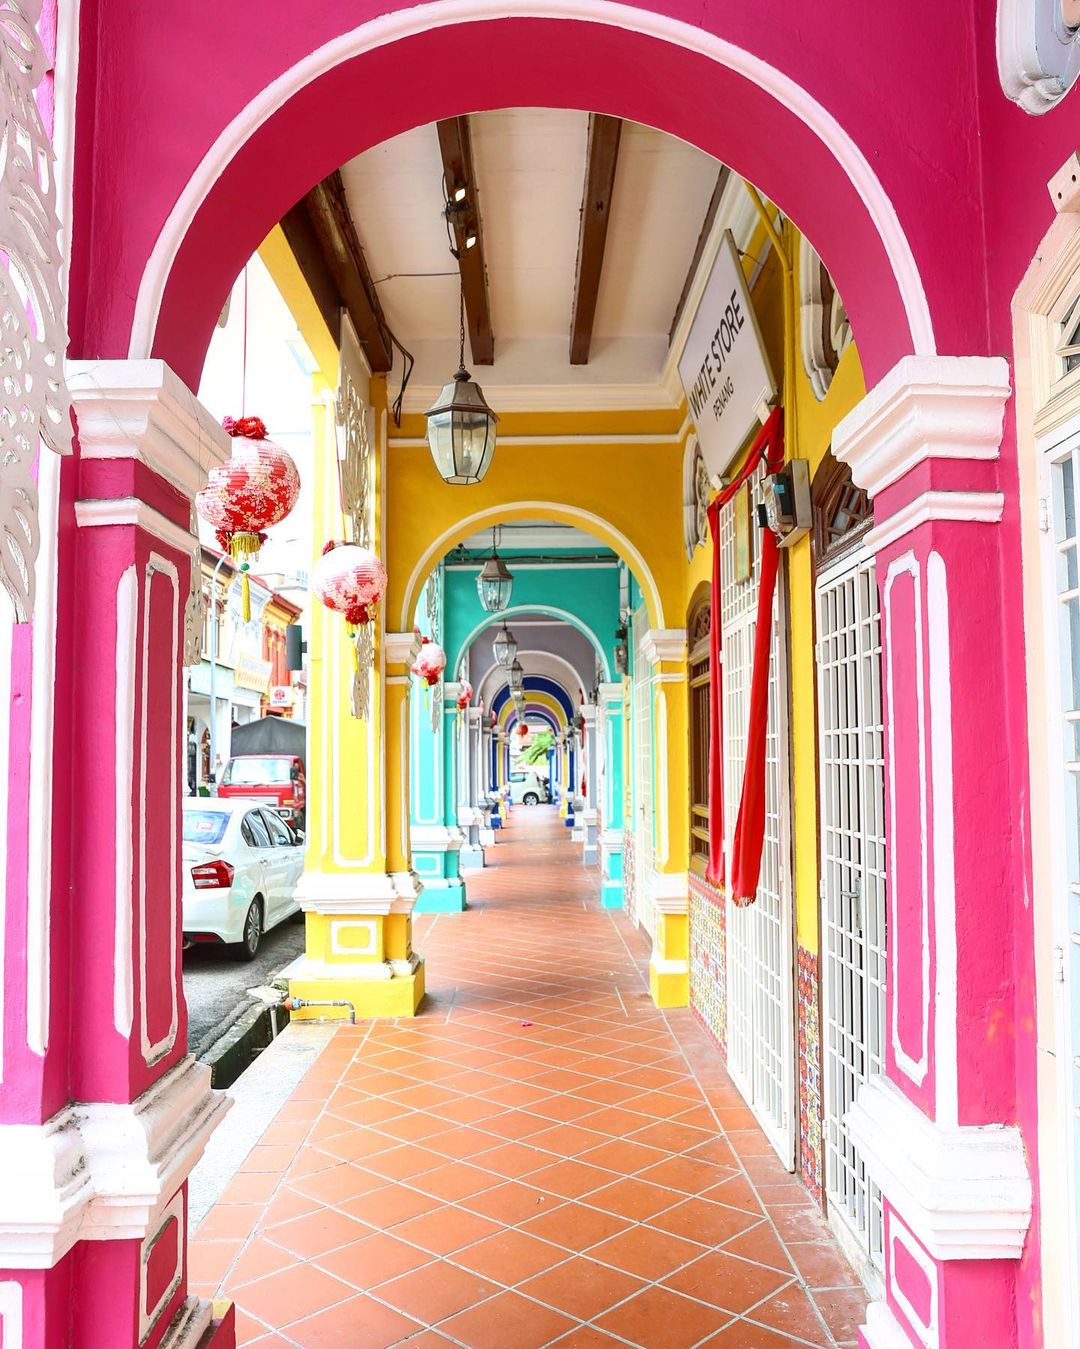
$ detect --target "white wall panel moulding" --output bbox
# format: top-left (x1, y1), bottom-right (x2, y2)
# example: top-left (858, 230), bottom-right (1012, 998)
top-left (68, 359), bottom-right (231, 497)
top-left (0, 1056), bottom-right (228, 1267)
top-left (833, 355), bottom-right (1011, 497)
top-left (649, 870), bottom-right (690, 914)
top-left (295, 868), bottom-right (401, 913)
top-left (410, 824), bottom-right (464, 850)
top-left (642, 628), bottom-right (688, 664)
top-left (863, 490), bottom-right (1005, 555)
top-left (846, 1074), bottom-right (1032, 1259)
top-left (384, 630), bottom-right (417, 665)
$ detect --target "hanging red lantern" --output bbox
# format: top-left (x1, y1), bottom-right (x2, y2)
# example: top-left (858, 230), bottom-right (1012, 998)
top-left (313, 541), bottom-right (388, 626)
top-left (456, 679), bottom-right (473, 713)
top-left (411, 636), bottom-right (446, 688)
top-left (196, 416), bottom-right (301, 618)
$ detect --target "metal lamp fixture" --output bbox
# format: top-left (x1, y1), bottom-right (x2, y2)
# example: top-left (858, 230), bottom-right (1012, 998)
top-left (509, 658), bottom-right (524, 692)
top-left (425, 290), bottom-right (498, 485)
top-left (476, 529), bottom-right (514, 612)
top-left (493, 622), bottom-right (517, 667)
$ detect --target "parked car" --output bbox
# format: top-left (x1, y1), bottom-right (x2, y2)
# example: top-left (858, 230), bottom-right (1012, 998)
top-left (217, 752), bottom-right (306, 830)
top-left (508, 770), bottom-right (551, 805)
top-left (182, 798), bottom-right (305, 959)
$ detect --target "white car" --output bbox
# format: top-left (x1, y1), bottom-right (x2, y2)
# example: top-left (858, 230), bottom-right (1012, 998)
top-left (508, 769), bottom-right (551, 805)
top-left (182, 798), bottom-right (305, 959)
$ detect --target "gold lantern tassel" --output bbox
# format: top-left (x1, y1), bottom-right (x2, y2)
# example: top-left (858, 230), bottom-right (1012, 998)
top-left (229, 532), bottom-right (262, 623)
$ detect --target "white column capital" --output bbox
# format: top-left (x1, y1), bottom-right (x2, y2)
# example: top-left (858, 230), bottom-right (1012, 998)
top-left (384, 631), bottom-right (418, 666)
top-left (641, 628), bottom-right (687, 664)
top-left (597, 681), bottom-right (624, 705)
top-left (68, 359), bottom-right (231, 498)
top-left (833, 355), bottom-right (1011, 497)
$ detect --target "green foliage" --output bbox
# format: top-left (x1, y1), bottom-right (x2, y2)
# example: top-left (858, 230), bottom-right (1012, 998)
top-left (522, 730), bottom-right (555, 765)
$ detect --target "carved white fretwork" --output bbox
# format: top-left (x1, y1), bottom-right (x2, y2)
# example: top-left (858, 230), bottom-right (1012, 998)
top-left (0, 0), bottom-right (72, 621)
top-left (426, 575), bottom-right (442, 733)
top-left (336, 314), bottom-right (375, 718)
top-left (999, 0), bottom-right (1080, 113)
top-left (800, 238), bottom-right (853, 401)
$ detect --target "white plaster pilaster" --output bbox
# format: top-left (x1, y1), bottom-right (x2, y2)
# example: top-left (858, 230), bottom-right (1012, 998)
top-left (641, 628), bottom-right (687, 665)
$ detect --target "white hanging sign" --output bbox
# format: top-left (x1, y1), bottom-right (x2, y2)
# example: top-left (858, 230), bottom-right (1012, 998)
top-left (678, 230), bottom-right (777, 479)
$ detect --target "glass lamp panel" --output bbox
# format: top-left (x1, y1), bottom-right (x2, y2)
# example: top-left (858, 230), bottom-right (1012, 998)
top-left (493, 626), bottom-right (517, 666)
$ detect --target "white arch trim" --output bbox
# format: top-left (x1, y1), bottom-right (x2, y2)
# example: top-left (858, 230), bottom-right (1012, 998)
top-left (403, 501), bottom-right (662, 632)
top-left (457, 605), bottom-right (611, 681)
top-left (128, 0), bottom-right (935, 362)
top-left (476, 652), bottom-right (585, 709)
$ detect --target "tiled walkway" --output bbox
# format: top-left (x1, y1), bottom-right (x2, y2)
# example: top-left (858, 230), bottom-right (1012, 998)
top-left (191, 809), bottom-right (868, 1348)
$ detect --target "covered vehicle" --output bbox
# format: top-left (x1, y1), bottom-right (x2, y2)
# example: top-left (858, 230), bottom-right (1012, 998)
top-left (219, 717), bottom-right (307, 829)
top-left (182, 797), bottom-right (305, 958)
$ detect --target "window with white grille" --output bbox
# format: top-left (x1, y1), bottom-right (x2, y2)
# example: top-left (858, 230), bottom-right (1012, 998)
top-left (816, 548), bottom-right (886, 1276)
top-left (719, 472), bottom-right (796, 1167)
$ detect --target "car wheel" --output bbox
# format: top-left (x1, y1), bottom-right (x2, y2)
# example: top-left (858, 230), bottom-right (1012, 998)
top-left (233, 897), bottom-right (263, 961)
top-left (523, 792), bottom-right (540, 806)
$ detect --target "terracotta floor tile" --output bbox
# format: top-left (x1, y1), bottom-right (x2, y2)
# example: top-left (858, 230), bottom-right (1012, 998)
top-left (577, 1139), bottom-right (669, 1175)
top-left (626, 1120), bottom-right (713, 1154)
top-left (234, 1261), bottom-right (356, 1328)
top-left (702, 1172), bottom-right (766, 1215)
top-left (700, 1321), bottom-right (813, 1347)
top-left (519, 1200), bottom-right (630, 1252)
top-left (527, 1124), bottom-right (610, 1157)
top-left (746, 1285), bottom-right (832, 1346)
top-left (288, 1165), bottom-right (387, 1206)
top-left (409, 1161), bottom-right (499, 1202)
top-left (722, 1222), bottom-right (795, 1273)
top-left (636, 1154), bottom-right (735, 1195)
top-left (663, 1249), bottom-right (794, 1316)
top-left (188, 1239), bottom-right (244, 1286)
top-left (370, 1144), bottom-right (448, 1182)
top-left (550, 1329), bottom-right (626, 1346)
top-left (526, 1159), bottom-right (617, 1200)
top-left (432, 1097), bottom-right (506, 1125)
top-left (316, 1129), bottom-right (401, 1164)
top-left (528, 1094), bottom-right (609, 1123)
top-left (239, 1144), bottom-right (297, 1174)
top-left (476, 1109), bottom-right (550, 1140)
top-left (373, 1112), bottom-right (449, 1144)
top-left (463, 1181), bottom-right (561, 1226)
top-left (197, 1204), bottom-right (262, 1242)
top-left (454, 1228), bottom-right (569, 1285)
top-left (770, 1204), bottom-right (833, 1244)
top-left (220, 1172), bottom-right (283, 1205)
top-left (255, 1186), bottom-right (323, 1233)
top-left (375, 1261), bottom-right (501, 1324)
top-left (342, 1184), bottom-right (441, 1229)
top-left (437, 1289), bottom-right (576, 1348)
top-left (288, 1293), bottom-right (423, 1348)
top-left (582, 1177), bottom-right (680, 1221)
top-left (812, 1286), bottom-right (869, 1340)
top-left (784, 1241), bottom-right (859, 1289)
top-left (390, 1204), bottom-right (503, 1255)
top-left (587, 1224), bottom-right (707, 1280)
top-left (224, 1237), bottom-right (299, 1290)
top-left (518, 1255), bottom-right (645, 1321)
top-left (270, 1206), bottom-right (375, 1258)
top-left (313, 1232), bottom-right (434, 1289)
top-left (595, 1284), bottom-right (732, 1349)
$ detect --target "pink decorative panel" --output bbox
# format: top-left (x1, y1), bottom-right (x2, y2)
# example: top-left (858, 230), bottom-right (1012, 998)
top-left (797, 946), bottom-right (822, 1205)
top-left (689, 871), bottom-right (727, 1059)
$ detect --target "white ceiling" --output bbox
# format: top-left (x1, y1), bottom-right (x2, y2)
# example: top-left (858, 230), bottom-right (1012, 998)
top-left (339, 109), bottom-right (721, 397)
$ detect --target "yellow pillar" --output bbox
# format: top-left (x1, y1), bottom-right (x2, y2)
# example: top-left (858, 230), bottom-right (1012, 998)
top-left (642, 628), bottom-right (691, 1009)
top-left (288, 368), bottom-right (424, 1019)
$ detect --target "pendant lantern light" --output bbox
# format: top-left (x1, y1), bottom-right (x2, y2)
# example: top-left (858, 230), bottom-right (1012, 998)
top-left (493, 622), bottom-right (517, 667)
top-left (425, 289), bottom-right (498, 485)
top-left (508, 658), bottom-right (525, 692)
top-left (476, 529), bottom-right (514, 613)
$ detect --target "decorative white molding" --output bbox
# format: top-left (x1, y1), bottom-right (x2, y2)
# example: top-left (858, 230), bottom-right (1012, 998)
top-left (75, 497), bottom-right (197, 556)
top-left (410, 823), bottom-right (464, 852)
top-left (641, 628), bottom-right (688, 665)
top-left (68, 360), bottom-right (230, 498)
top-left (799, 236), bottom-right (853, 401)
top-left (860, 1301), bottom-right (916, 1349)
top-left (649, 870), bottom-right (690, 915)
top-left (998, 0), bottom-right (1080, 114)
top-left (845, 1074), bottom-right (1032, 1260)
top-left (384, 630), bottom-right (418, 666)
top-left (282, 953), bottom-right (393, 982)
top-left (139, 1190), bottom-right (184, 1341)
top-left (597, 682), bottom-right (624, 704)
top-left (833, 356), bottom-right (1011, 497)
top-left (0, 1056), bottom-right (228, 1268)
top-left (295, 868), bottom-right (401, 914)
top-left (862, 490), bottom-right (1005, 555)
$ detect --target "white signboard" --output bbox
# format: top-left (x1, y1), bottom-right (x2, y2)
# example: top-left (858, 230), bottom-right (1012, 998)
top-left (678, 230), bottom-right (778, 479)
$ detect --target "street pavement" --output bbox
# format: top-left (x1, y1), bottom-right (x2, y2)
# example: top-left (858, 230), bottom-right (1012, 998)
top-left (182, 917), bottom-right (305, 1053)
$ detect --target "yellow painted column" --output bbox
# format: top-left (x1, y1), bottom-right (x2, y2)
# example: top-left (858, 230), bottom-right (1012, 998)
top-left (288, 377), bottom-right (424, 1019)
top-left (643, 629), bottom-right (691, 1009)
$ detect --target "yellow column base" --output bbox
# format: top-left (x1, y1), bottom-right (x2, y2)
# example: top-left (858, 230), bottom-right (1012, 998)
top-left (649, 909), bottom-right (690, 1009)
top-left (289, 960), bottom-right (426, 1019)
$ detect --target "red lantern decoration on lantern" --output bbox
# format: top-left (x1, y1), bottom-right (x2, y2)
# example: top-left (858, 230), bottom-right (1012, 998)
top-left (312, 541), bottom-right (388, 626)
top-left (196, 416), bottom-right (301, 619)
top-left (411, 636), bottom-right (447, 688)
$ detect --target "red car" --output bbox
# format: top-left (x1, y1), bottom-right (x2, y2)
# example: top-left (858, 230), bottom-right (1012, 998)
top-left (217, 753), bottom-right (306, 832)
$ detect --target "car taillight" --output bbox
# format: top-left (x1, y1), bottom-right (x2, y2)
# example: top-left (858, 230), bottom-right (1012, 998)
top-left (191, 860), bottom-right (234, 889)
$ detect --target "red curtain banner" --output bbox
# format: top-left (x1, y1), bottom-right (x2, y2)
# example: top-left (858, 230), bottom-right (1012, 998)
top-left (704, 407), bottom-right (785, 903)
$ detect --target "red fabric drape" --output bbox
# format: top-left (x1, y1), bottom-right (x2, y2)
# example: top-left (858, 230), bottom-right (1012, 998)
top-left (704, 407), bottom-right (785, 903)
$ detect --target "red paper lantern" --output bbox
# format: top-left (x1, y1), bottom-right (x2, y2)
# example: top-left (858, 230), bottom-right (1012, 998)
top-left (456, 679), bottom-right (473, 712)
top-left (313, 541), bottom-right (388, 626)
top-left (411, 636), bottom-right (446, 687)
top-left (197, 416), bottom-right (301, 561)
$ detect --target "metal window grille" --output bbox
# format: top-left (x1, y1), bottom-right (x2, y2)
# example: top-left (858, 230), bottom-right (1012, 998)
top-left (719, 472), bottom-right (796, 1167)
top-left (815, 548), bottom-right (886, 1271)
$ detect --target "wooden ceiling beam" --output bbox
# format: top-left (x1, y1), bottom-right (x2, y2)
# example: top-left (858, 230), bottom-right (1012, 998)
top-left (669, 166), bottom-right (731, 345)
top-left (436, 116), bottom-right (494, 366)
top-left (280, 170), bottom-right (394, 372)
top-left (570, 114), bottom-right (623, 367)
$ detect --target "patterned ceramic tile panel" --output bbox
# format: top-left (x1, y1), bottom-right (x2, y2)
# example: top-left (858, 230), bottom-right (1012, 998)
top-left (797, 945), bottom-right (823, 1205)
top-left (689, 872), bottom-right (726, 1059)
top-left (622, 827), bottom-right (637, 924)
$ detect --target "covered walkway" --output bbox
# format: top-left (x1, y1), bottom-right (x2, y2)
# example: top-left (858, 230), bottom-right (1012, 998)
top-left (190, 812), bottom-right (867, 1347)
